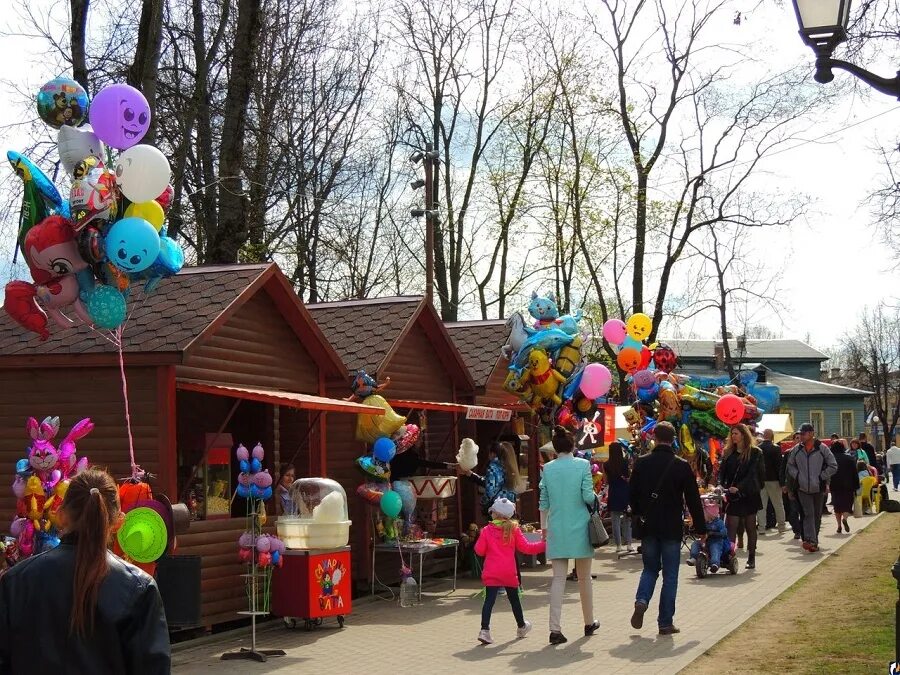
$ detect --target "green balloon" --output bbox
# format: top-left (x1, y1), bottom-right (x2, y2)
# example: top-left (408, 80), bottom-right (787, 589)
top-left (380, 490), bottom-right (402, 519)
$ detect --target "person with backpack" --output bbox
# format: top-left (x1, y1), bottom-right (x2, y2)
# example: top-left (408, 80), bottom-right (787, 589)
top-left (786, 423), bottom-right (838, 552)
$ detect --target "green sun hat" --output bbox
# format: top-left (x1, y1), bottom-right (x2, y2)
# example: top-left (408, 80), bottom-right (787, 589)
top-left (117, 506), bottom-right (168, 563)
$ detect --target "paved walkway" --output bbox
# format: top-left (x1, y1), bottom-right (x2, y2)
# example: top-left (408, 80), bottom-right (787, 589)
top-left (173, 513), bottom-right (882, 674)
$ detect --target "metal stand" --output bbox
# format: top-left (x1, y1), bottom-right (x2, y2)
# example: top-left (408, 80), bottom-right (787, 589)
top-left (221, 499), bottom-right (285, 663)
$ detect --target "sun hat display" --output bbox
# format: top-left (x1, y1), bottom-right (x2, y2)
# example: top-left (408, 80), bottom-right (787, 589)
top-left (117, 506), bottom-right (168, 563)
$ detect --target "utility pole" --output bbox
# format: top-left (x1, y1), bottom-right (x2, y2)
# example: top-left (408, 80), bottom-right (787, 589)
top-left (410, 143), bottom-right (439, 306)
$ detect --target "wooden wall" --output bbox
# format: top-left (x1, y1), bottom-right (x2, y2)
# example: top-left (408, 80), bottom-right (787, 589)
top-left (0, 366), bottom-right (162, 518)
top-left (178, 290), bottom-right (319, 392)
top-left (382, 322), bottom-right (455, 401)
top-left (477, 358), bottom-right (520, 407)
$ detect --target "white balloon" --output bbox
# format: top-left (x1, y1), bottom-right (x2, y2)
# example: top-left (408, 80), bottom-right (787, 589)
top-left (114, 145), bottom-right (171, 203)
top-left (57, 124), bottom-right (106, 175)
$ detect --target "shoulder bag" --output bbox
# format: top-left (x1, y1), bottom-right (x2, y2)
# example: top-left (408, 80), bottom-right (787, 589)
top-left (587, 496), bottom-right (610, 548)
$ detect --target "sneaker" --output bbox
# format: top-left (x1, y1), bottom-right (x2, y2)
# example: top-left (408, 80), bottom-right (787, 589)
top-left (658, 625), bottom-right (681, 635)
top-left (801, 541), bottom-right (812, 552)
top-left (584, 620), bottom-right (600, 636)
top-left (808, 544), bottom-right (820, 552)
top-left (686, 558), bottom-right (696, 566)
top-left (616, 544), bottom-right (622, 553)
top-left (549, 631), bottom-right (568, 645)
top-left (709, 564), bottom-right (719, 573)
top-left (478, 629), bottom-right (493, 644)
top-left (745, 558), bottom-right (755, 570)
top-left (516, 620), bottom-right (532, 639)
top-left (566, 571), bottom-right (578, 581)
top-left (777, 525), bottom-right (787, 533)
top-left (631, 601), bottom-right (648, 629)
top-left (627, 546), bottom-right (635, 552)
top-left (843, 519), bottom-right (850, 533)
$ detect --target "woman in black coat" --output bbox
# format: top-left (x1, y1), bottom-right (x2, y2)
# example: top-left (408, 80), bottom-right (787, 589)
top-left (719, 424), bottom-right (765, 570)
top-left (828, 440), bottom-right (859, 534)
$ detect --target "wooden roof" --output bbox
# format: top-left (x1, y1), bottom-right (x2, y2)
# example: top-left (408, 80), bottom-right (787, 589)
top-left (308, 296), bottom-right (475, 393)
top-left (445, 319), bottom-right (509, 389)
top-left (666, 338), bottom-right (829, 362)
top-left (0, 263), bottom-right (348, 377)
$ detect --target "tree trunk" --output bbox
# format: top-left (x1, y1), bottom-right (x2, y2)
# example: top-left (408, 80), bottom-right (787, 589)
top-left (70, 0), bottom-right (90, 92)
top-left (208, 0), bottom-right (262, 263)
top-left (127, 0), bottom-right (164, 146)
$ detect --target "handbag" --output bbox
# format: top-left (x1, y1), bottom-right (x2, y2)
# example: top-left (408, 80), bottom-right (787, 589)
top-left (587, 497), bottom-right (610, 548)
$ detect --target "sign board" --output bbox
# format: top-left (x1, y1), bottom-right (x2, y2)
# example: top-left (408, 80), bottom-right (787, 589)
top-left (465, 406), bottom-right (512, 422)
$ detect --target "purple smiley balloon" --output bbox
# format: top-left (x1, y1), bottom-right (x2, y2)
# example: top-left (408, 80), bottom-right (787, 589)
top-left (89, 83), bottom-right (151, 150)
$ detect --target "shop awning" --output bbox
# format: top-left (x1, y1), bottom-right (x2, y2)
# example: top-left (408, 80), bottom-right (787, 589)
top-left (176, 379), bottom-right (384, 414)
top-left (758, 413), bottom-right (794, 442)
top-left (388, 399), bottom-right (512, 422)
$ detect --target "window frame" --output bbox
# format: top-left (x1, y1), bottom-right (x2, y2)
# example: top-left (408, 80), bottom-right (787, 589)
top-left (840, 410), bottom-right (855, 439)
top-left (809, 410), bottom-right (825, 438)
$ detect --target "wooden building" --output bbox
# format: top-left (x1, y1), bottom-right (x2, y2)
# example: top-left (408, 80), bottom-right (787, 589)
top-left (0, 263), bottom-right (377, 628)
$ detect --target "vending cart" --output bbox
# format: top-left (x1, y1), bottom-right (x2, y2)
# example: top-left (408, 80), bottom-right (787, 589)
top-left (270, 478), bottom-right (352, 630)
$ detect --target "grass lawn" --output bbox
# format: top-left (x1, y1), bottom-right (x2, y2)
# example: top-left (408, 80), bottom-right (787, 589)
top-left (691, 512), bottom-right (899, 674)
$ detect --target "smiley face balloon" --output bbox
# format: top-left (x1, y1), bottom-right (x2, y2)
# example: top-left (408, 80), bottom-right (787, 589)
top-left (616, 347), bottom-right (642, 374)
top-left (89, 84), bottom-right (151, 149)
top-left (626, 313), bottom-right (653, 341)
top-left (105, 217), bottom-right (161, 274)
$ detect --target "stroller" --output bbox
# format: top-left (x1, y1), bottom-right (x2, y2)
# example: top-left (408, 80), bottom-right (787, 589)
top-left (693, 493), bottom-right (738, 578)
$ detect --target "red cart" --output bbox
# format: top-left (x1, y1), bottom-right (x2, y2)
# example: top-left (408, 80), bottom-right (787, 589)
top-left (271, 547), bottom-right (351, 630)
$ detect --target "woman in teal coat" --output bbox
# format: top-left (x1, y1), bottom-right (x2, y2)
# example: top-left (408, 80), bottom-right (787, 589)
top-left (539, 426), bottom-right (599, 645)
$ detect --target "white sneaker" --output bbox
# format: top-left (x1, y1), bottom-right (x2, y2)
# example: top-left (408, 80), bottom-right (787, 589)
top-left (478, 629), bottom-right (493, 644)
top-left (516, 620), bottom-right (532, 638)
top-left (686, 558), bottom-right (696, 566)
top-left (627, 545), bottom-right (635, 552)
top-left (616, 544), bottom-right (622, 553)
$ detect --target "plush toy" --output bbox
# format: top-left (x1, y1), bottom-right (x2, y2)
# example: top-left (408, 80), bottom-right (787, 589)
top-left (456, 438), bottom-right (479, 471)
top-left (4, 216), bottom-right (94, 340)
top-left (521, 349), bottom-right (566, 410)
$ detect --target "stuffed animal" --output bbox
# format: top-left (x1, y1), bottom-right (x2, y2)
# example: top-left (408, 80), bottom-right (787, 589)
top-left (456, 438), bottom-right (479, 471)
top-left (521, 349), bottom-right (566, 410)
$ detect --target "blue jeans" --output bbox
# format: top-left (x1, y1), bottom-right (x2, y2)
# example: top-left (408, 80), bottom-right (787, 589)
top-left (891, 464), bottom-right (900, 491)
top-left (689, 538), bottom-right (724, 566)
top-left (635, 535), bottom-right (681, 628)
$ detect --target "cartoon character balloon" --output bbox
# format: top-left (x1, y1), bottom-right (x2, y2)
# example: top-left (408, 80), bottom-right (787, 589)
top-left (626, 313), bottom-right (653, 341)
top-left (89, 84), bottom-right (151, 149)
top-left (114, 145), bottom-right (171, 203)
top-left (652, 343), bottom-right (678, 373)
top-left (57, 125), bottom-right (106, 175)
top-left (105, 217), bottom-right (162, 275)
top-left (36, 77), bottom-right (89, 129)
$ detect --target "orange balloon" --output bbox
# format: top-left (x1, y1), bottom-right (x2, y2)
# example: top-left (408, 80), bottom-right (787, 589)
top-left (617, 347), bottom-right (641, 374)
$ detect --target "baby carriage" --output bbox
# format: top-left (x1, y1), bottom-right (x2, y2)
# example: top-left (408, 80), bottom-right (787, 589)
top-left (693, 493), bottom-right (738, 578)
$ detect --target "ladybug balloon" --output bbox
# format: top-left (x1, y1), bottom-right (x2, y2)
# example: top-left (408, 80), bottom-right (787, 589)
top-left (652, 343), bottom-right (677, 373)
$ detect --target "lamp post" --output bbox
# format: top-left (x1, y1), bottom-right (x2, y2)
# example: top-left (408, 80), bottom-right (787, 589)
top-left (791, 0), bottom-right (900, 98)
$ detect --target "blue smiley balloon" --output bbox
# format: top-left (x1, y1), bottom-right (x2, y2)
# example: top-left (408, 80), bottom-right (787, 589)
top-left (105, 217), bottom-right (161, 273)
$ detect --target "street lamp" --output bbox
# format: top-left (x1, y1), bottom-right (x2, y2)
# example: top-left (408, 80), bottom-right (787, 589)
top-left (791, 0), bottom-right (900, 97)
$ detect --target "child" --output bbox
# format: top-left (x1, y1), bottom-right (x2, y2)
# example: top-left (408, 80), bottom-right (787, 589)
top-left (473, 497), bottom-right (545, 644)
top-left (686, 500), bottom-right (729, 573)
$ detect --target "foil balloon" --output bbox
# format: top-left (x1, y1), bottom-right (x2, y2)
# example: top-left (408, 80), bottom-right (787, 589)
top-left (355, 395), bottom-right (406, 444)
top-left (69, 164), bottom-right (118, 229)
top-left (652, 343), bottom-right (678, 373)
top-left (7, 151), bottom-right (67, 249)
top-left (57, 125), bottom-right (105, 175)
top-left (36, 77), bottom-right (89, 128)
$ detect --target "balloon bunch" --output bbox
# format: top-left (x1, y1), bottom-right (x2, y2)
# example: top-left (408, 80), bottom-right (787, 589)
top-left (350, 370), bottom-right (420, 540)
top-left (238, 532), bottom-right (286, 568)
top-left (4, 77), bottom-right (184, 341)
top-left (10, 416), bottom-right (92, 561)
top-left (236, 443), bottom-right (273, 500)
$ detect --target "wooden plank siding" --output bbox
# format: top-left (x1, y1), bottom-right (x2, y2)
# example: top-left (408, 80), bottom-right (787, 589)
top-left (179, 290), bottom-right (318, 392)
top-left (477, 358), bottom-right (520, 407)
top-left (778, 395), bottom-right (867, 439)
top-left (381, 322), bottom-right (455, 401)
top-left (0, 366), bottom-right (161, 518)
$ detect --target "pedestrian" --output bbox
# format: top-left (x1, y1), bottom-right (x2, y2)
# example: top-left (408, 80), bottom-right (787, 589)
top-left (0, 468), bottom-right (170, 674)
top-left (886, 439), bottom-right (900, 492)
top-left (719, 424), bottom-right (765, 569)
top-left (756, 428), bottom-right (787, 533)
top-left (828, 440), bottom-right (859, 533)
top-left (786, 423), bottom-right (838, 552)
top-left (858, 433), bottom-right (878, 469)
top-left (539, 426), bottom-right (599, 645)
top-left (629, 421), bottom-right (706, 636)
top-left (275, 463), bottom-right (296, 516)
top-left (604, 441), bottom-right (634, 554)
top-left (473, 497), bottom-right (545, 645)
top-left (461, 441), bottom-right (520, 517)
top-left (849, 438), bottom-right (866, 464)
top-left (782, 432), bottom-right (804, 539)
top-left (685, 501), bottom-right (729, 573)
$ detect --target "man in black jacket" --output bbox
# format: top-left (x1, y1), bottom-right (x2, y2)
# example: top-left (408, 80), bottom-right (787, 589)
top-left (629, 422), bottom-right (706, 636)
top-left (757, 429), bottom-right (787, 533)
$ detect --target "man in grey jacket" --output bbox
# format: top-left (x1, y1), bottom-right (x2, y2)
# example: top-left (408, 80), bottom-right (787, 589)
top-left (786, 423), bottom-right (838, 552)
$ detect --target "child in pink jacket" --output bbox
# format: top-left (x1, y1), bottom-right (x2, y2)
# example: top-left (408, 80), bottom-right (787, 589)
top-left (473, 497), bottom-right (546, 644)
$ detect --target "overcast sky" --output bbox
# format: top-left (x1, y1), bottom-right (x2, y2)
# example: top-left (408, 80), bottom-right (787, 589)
top-left (0, 0), bottom-right (897, 354)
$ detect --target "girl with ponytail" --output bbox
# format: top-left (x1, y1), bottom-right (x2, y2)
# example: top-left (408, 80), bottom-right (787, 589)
top-left (0, 468), bottom-right (170, 673)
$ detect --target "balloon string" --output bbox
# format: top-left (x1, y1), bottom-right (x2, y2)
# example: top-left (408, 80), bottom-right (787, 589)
top-left (116, 326), bottom-right (142, 481)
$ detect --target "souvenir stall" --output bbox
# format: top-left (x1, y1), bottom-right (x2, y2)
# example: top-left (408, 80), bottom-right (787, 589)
top-left (0, 262), bottom-right (377, 629)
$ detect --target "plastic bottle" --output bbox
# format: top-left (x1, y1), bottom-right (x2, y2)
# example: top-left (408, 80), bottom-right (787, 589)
top-left (399, 575), bottom-right (418, 607)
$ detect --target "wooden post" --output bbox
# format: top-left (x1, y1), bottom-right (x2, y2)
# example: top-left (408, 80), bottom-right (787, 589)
top-left (424, 142), bottom-right (435, 305)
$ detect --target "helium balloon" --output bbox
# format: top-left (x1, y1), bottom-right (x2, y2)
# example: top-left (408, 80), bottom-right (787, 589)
top-left (622, 336), bottom-right (642, 351)
top-left (638, 346), bottom-right (653, 370)
top-left (602, 319), bottom-right (627, 346)
top-left (89, 84), bottom-right (150, 149)
top-left (380, 490), bottom-right (402, 519)
top-left (373, 436), bottom-right (397, 462)
top-left (114, 145), bottom-right (171, 203)
top-left (652, 342), bottom-right (678, 373)
top-left (7, 151), bottom-right (67, 247)
top-left (124, 201), bottom-right (165, 231)
top-left (36, 77), bottom-right (89, 128)
top-left (57, 125), bottom-right (105, 176)
top-left (637, 383), bottom-right (660, 403)
top-left (580, 363), bottom-right (612, 399)
top-left (616, 347), bottom-right (642, 374)
top-left (155, 184), bottom-right (174, 213)
top-left (105, 217), bottom-right (161, 274)
top-left (633, 369), bottom-right (656, 389)
top-left (86, 285), bottom-right (126, 329)
top-left (715, 394), bottom-right (745, 426)
top-left (69, 166), bottom-right (118, 229)
top-left (626, 313), bottom-right (653, 341)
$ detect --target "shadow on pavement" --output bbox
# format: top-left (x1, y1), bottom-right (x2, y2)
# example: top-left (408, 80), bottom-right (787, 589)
top-left (608, 634), bottom-right (701, 663)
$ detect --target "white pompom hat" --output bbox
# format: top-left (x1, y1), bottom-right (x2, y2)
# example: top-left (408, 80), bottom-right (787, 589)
top-left (490, 497), bottom-right (515, 519)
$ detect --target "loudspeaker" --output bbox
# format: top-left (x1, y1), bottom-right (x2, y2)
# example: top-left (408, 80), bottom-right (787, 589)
top-left (156, 554), bottom-right (202, 628)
